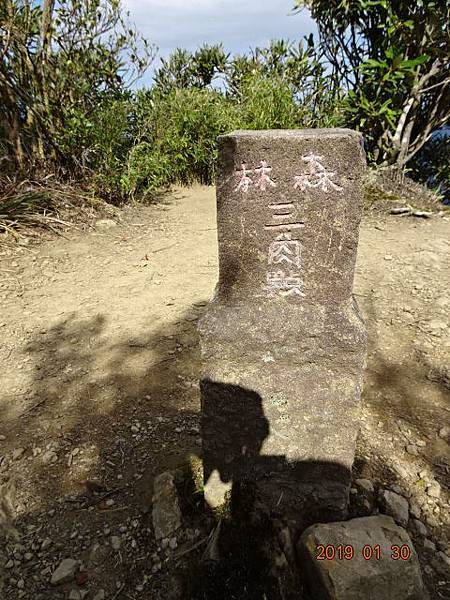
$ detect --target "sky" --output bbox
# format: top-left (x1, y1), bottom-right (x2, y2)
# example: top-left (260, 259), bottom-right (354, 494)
top-left (121, 0), bottom-right (317, 87)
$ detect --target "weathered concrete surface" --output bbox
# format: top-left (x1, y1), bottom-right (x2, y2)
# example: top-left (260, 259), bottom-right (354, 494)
top-left (199, 129), bottom-right (367, 528)
top-left (298, 516), bottom-right (428, 600)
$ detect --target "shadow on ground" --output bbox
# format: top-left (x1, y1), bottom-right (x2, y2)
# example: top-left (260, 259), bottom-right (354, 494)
top-left (0, 306), bottom-right (206, 598)
top-left (0, 294), bottom-right (449, 598)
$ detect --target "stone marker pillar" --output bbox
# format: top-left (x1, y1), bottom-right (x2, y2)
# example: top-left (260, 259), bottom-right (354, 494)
top-left (199, 129), bottom-right (367, 529)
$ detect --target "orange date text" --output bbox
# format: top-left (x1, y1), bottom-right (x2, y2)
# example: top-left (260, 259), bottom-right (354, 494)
top-left (315, 544), bottom-right (411, 561)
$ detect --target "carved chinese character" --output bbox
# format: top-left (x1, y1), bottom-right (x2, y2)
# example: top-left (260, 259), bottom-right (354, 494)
top-left (294, 153), bottom-right (343, 193)
top-left (267, 270), bottom-right (304, 297)
top-left (254, 161), bottom-right (276, 191)
top-left (235, 162), bottom-right (253, 192)
top-left (268, 233), bottom-right (301, 268)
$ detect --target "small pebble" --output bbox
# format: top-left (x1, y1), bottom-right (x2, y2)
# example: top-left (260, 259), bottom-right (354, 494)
top-left (426, 482), bottom-right (441, 499)
top-left (439, 426), bottom-right (450, 439)
top-left (111, 536), bottom-right (121, 551)
top-left (41, 538), bottom-right (52, 550)
top-left (12, 448), bottom-right (25, 460)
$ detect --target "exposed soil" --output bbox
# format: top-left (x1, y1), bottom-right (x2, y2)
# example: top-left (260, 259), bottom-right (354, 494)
top-left (0, 185), bottom-right (449, 599)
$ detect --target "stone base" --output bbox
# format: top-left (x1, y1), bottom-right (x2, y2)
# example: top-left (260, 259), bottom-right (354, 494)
top-left (298, 516), bottom-right (428, 600)
top-left (199, 297), bottom-right (366, 528)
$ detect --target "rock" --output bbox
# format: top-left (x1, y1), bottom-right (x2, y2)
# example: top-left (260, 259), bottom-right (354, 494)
top-left (379, 490), bottom-right (409, 527)
top-left (354, 479), bottom-right (374, 493)
top-left (152, 472), bottom-right (181, 540)
top-left (439, 426), bottom-right (450, 439)
top-left (391, 484), bottom-right (403, 495)
top-left (392, 464), bottom-right (409, 480)
top-left (298, 515), bottom-right (427, 600)
top-left (411, 519), bottom-right (427, 537)
top-left (41, 538), bottom-right (52, 550)
top-left (409, 502), bottom-right (421, 519)
top-left (12, 448), bottom-right (25, 461)
top-left (424, 515), bottom-right (439, 528)
top-left (429, 437), bottom-right (450, 460)
top-left (169, 537), bottom-right (177, 550)
top-left (423, 539), bottom-right (436, 552)
top-left (69, 590), bottom-right (84, 600)
top-left (88, 543), bottom-right (109, 566)
top-left (151, 562), bottom-right (162, 574)
top-left (428, 319), bottom-right (447, 331)
top-left (437, 551), bottom-right (450, 569)
top-left (110, 536), bottom-right (121, 551)
top-left (426, 481), bottom-right (441, 498)
top-left (93, 591), bottom-right (106, 600)
top-left (95, 219), bottom-right (117, 229)
top-left (406, 444), bottom-right (419, 456)
top-left (50, 558), bottom-right (79, 585)
top-left (41, 450), bottom-right (58, 464)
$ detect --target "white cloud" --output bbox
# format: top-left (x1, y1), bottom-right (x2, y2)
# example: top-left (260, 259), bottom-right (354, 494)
top-left (122, 0), bottom-right (317, 86)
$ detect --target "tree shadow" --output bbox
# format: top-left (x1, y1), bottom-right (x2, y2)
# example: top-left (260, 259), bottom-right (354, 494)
top-left (0, 306), bottom-right (206, 599)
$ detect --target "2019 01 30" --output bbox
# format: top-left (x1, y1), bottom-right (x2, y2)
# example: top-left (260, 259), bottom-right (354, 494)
top-left (316, 544), bottom-right (412, 561)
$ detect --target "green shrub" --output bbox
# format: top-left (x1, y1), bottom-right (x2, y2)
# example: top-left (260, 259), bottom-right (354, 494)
top-left (239, 75), bottom-right (299, 129)
top-left (87, 97), bottom-right (135, 201)
top-left (123, 88), bottom-right (242, 195)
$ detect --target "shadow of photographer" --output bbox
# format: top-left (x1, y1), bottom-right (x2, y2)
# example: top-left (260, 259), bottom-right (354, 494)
top-left (188, 378), bottom-right (353, 600)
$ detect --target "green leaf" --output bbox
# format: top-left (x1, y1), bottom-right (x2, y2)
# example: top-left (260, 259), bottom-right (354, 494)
top-left (400, 55), bottom-right (430, 69)
top-left (360, 58), bottom-right (388, 69)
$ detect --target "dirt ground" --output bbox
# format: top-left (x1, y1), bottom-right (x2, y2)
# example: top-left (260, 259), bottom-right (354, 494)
top-left (0, 185), bottom-right (449, 599)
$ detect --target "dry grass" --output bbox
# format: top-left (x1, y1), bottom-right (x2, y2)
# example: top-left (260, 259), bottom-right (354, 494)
top-left (364, 167), bottom-right (447, 213)
top-left (0, 175), bottom-right (119, 242)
